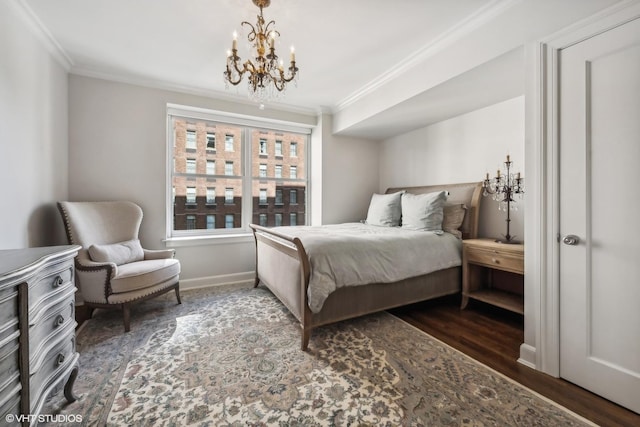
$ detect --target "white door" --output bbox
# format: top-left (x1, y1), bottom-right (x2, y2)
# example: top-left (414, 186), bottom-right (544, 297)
top-left (559, 17), bottom-right (640, 413)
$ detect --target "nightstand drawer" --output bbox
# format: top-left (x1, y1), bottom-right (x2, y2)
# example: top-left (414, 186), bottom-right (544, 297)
top-left (465, 247), bottom-right (524, 274)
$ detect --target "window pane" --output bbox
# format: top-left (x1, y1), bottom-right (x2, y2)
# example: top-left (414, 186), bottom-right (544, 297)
top-left (225, 214), bottom-right (234, 228)
top-left (206, 133), bottom-right (216, 150)
top-left (275, 213), bottom-right (282, 226)
top-left (186, 130), bottom-right (196, 150)
top-left (172, 118), bottom-right (243, 232)
top-left (225, 161), bottom-right (234, 176)
top-left (251, 128), bottom-right (307, 228)
top-left (186, 159), bottom-right (196, 174)
top-left (225, 135), bottom-right (234, 151)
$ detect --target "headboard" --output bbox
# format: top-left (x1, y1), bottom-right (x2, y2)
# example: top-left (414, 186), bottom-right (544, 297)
top-left (385, 182), bottom-right (483, 239)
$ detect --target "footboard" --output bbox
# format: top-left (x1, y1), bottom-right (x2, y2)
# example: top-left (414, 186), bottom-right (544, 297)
top-left (250, 224), bottom-right (313, 349)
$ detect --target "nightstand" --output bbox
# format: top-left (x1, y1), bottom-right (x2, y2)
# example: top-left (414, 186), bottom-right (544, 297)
top-left (461, 238), bottom-right (524, 314)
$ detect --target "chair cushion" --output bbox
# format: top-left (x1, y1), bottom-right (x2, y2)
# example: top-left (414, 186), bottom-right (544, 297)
top-left (88, 239), bottom-right (144, 265)
top-left (110, 258), bottom-right (180, 294)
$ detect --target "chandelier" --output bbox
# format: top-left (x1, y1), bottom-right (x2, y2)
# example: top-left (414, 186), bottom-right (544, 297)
top-left (224, 0), bottom-right (299, 103)
top-left (482, 154), bottom-right (524, 244)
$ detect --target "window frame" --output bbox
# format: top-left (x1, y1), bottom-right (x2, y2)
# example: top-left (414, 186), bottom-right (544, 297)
top-left (166, 104), bottom-right (312, 240)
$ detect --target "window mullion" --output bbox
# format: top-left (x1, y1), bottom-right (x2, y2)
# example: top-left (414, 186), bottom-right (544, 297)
top-left (241, 127), bottom-right (253, 231)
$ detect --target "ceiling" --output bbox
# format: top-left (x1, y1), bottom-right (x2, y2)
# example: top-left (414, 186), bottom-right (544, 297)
top-left (23, 0), bottom-right (499, 110)
top-left (20, 0), bottom-right (620, 139)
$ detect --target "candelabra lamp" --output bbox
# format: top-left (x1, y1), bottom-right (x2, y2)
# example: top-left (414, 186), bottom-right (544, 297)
top-left (482, 155), bottom-right (524, 244)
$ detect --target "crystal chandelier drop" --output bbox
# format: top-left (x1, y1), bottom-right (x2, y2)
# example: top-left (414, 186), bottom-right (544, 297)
top-left (223, 0), bottom-right (299, 103)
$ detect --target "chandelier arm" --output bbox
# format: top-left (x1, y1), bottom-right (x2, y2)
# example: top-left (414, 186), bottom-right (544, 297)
top-left (241, 22), bottom-right (258, 41)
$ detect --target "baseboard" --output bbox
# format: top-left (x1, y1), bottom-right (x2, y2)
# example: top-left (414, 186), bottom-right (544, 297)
top-left (179, 271), bottom-right (256, 290)
top-left (518, 343), bottom-right (536, 369)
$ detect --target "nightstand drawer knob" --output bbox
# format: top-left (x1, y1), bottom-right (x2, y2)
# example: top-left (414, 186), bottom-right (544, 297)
top-left (492, 258), bottom-right (500, 264)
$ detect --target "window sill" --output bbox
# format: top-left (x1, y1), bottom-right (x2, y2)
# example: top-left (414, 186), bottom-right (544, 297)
top-left (164, 233), bottom-right (254, 248)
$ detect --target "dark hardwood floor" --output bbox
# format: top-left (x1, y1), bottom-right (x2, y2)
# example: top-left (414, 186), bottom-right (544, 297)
top-left (390, 296), bottom-right (640, 427)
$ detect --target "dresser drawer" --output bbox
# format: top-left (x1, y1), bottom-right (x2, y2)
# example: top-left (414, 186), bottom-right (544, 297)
top-left (29, 297), bottom-right (75, 366)
top-left (30, 333), bottom-right (76, 409)
top-left (28, 261), bottom-right (74, 322)
top-left (465, 247), bottom-right (524, 274)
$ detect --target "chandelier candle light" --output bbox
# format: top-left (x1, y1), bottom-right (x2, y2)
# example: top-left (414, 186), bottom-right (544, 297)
top-left (482, 154), bottom-right (524, 244)
top-left (224, 0), bottom-right (299, 103)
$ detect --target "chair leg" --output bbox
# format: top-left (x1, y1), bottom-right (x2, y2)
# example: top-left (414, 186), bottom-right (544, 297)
top-left (175, 284), bottom-right (182, 305)
top-left (123, 303), bottom-right (131, 332)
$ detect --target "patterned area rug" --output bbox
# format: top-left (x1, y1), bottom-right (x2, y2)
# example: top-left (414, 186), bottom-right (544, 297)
top-left (44, 284), bottom-right (591, 426)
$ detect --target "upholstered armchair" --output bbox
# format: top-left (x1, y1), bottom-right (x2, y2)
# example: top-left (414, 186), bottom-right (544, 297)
top-left (58, 201), bottom-right (181, 332)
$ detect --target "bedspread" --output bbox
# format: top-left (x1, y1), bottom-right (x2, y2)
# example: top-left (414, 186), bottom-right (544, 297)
top-left (274, 223), bottom-right (462, 313)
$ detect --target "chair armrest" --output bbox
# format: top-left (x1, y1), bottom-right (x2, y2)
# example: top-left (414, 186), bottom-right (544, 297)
top-left (143, 248), bottom-right (176, 260)
top-left (74, 251), bottom-right (117, 304)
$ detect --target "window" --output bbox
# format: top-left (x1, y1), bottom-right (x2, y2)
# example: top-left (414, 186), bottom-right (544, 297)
top-left (290, 166), bottom-right (297, 179)
top-left (290, 142), bottom-right (297, 157)
top-left (225, 135), bottom-right (234, 151)
top-left (186, 187), bottom-right (196, 204)
top-left (168, 107), bottom-right (309, 236)
top-left (275, 213), bottom-right (282, 226)
top-left (290, 213), bottom-right (297, 226)
top-left (259, 214), bottom-right (267, 226)
top-left (206, 188), bottom-right (215, 204)
top-left (206, 133), bottom-right (216, 150)
top-left (186, 159), bottom-right (196, 174)
top-left (206, 160), bottom-right (215, 175)
top-left (186, 130), bottom-right (196, 149)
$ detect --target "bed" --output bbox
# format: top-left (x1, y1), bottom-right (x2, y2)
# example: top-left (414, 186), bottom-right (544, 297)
top-left (250, 182), bottom-right (483, 350)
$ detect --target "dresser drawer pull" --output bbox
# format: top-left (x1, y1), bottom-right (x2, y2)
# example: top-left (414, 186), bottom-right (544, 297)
top-left (52, 276), bottom-right (64, 288)
top-left (56, 353), bottom-right (65, 366)
top-left (54, 315), bottom-right (65, 327)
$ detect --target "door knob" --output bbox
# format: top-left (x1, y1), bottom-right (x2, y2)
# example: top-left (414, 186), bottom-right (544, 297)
top-left (562, 235), bottom-right (580, 245)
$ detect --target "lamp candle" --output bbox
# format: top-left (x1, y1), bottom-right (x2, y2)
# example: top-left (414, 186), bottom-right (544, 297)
top-left (497, 169), bottom-right (501, 178)
top-left (232, 31), bottom-right (238, 50)
top-left (517, 172), bottom-right (521, 180)
top-left (507, 154), bottom-right (510, 163)
top-left (290, 47), bottom-right (295, 62)
top-left (485, 172), bottom-right (489, 180)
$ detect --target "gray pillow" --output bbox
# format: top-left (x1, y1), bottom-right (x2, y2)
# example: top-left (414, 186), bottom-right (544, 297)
top-left (88, 239), bottom-right (145, 265)
top-left (401, 191), bottom-right (448, 231)
top-left (365, 191), bottom-right (404, 227)
top-left (442, 203), bottom-right (467, 239)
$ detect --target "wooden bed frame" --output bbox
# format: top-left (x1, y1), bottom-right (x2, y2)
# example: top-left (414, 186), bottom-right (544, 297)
top-left (250, 182), bottom-right (483, 350)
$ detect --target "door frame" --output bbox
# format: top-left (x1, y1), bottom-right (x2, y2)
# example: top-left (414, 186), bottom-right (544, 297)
top-left (525, 0), bottom-right (640, 376)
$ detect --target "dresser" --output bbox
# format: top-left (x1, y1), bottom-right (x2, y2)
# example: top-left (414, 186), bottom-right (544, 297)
top-left (461, 238), bottom-right (524, 314)
top-left (0, 245), bottom-right (80, 426)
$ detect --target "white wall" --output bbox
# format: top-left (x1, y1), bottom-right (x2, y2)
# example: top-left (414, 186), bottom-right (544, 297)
top-left (68, 76), bottom-right (379, 283)
top-left (0, 1), bottom-right (70, 249)
top-left (318, 114), bottom-right (380, 225)
top-left (379, 96), bottom-right (525, 240)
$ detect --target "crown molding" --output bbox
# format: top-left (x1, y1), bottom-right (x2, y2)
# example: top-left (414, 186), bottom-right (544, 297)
top-left (333, 0), bottom-right (520, 112)
top-left (71, 65), bottom-right (319, 117)
top-left (10, 0), bottom-right (74, 70)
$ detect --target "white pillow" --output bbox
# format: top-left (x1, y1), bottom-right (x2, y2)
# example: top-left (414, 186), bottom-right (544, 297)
top-left (88, 239), bottom-right (145, 265)
top-left (365, 191), bottom-right (404, 227)
top-left (401, 191), bottom-right (448, 231)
